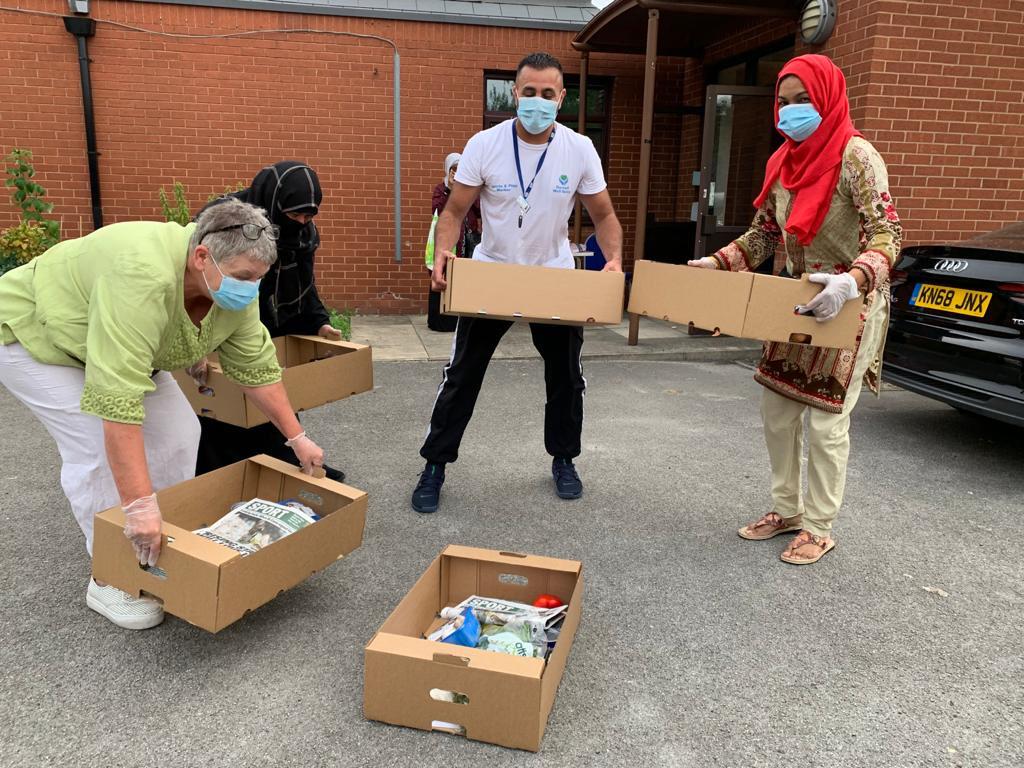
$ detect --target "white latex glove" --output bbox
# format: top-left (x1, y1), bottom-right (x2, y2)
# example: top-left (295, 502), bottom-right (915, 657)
top-left (799, 272), bottom-right (860, 323)
top-left (686, 256), bottom-right (719, 269)
top-left (123, 493), bottom-right (162, 567)
top-left (284, 431), bottom-right (325, 475)
top-left (318, 324), bottom-right (342, 341)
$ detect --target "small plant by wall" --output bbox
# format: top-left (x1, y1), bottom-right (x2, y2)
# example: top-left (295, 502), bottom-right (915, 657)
top-left (158, 181), bottom-right (191, 225)
top-left (0, 149), bottom-right (60, 275)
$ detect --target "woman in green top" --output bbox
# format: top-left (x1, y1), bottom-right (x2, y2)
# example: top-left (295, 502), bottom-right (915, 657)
top-left (0, 198), bottom-right (327, 630)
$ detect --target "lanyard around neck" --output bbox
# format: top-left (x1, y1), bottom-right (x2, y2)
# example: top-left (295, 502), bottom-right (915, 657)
top-left (512, 120), bottom-right (556, 202)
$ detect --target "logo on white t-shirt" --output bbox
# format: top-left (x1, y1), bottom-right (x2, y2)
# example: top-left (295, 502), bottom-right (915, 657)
top-left (553, 173), bottom-right (570, 194)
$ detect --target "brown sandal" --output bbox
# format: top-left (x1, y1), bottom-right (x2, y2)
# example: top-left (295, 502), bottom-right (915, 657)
top-left (780, 530), bottom-right (835, 565)
top-left (738, 512), bottom-right (803, 541)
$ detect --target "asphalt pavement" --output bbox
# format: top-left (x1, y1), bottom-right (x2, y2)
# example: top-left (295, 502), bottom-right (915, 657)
top-left (1, 356), bottom-right (1021, 768)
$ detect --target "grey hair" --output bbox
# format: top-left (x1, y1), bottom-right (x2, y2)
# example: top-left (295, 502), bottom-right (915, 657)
top-left (189, 198), bottom-right (278, 266)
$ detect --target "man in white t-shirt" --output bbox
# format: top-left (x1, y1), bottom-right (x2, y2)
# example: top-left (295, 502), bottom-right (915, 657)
top-left (411, 51), bottom-right (623, 514)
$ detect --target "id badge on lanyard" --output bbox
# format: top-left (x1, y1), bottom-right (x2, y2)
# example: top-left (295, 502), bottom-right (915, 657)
top-left (513, 120), bottom-right (555, 229)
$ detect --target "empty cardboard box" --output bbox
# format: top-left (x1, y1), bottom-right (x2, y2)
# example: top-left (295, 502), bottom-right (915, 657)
top-left (92, 455), bottom-right (367, 632)
top-left (442, 257), bottom-right (624, 325)
top-left (628, 259), bottom-right (864, 349)
top-left (173, 335), bottom-right (373, 428)
top-left (364, 545), bottom-right (583, 752)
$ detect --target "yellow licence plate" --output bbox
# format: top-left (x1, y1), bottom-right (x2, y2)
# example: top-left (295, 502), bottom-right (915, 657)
top-left (909, 283), bottom-right (992, 317)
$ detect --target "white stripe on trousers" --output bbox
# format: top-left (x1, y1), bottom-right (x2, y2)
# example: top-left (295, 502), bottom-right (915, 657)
top-left (0, 343), bottom-right (200, 554)
top-left (422, 316), bottom-right (461, 445)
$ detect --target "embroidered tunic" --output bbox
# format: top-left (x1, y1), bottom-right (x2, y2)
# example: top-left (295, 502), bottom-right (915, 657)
top-left (0, 221), bottom-right (281, 424)
top-left (712, 137), bottom-right (903, 412)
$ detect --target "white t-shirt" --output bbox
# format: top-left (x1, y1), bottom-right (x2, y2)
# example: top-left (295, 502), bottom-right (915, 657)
top-left (454, 118), bottom-right (606, 269)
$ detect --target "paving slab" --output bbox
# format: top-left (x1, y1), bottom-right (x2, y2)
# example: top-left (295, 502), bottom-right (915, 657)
top-left (353, 314), bottom-right (763, 364)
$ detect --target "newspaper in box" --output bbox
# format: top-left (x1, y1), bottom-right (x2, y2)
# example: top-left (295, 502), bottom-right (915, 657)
top-left (92, 455), bottom-right (367, 632)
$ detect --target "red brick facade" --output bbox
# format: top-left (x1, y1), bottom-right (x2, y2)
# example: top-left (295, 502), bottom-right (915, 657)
top-left (819, 0), bottom-right (1024, 242)
top-left (1, 1), bottom-right (1020, 312)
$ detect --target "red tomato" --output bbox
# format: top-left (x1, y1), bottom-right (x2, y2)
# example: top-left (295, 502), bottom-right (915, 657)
top-left (532, 594), bottom-right (564, 609)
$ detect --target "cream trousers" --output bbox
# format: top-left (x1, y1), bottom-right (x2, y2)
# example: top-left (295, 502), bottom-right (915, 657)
top-left (0, 343), bottom-right (199, 554)
top-left (760, 298), bottom-right (888, 537)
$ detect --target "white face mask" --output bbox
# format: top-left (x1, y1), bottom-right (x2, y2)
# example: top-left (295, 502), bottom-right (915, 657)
top-left (516, 96), bottom-right (559, 134)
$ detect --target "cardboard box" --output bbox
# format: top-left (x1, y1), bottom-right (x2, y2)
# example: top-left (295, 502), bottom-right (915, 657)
top-left (92, 455), bottom-right (367, 633)
top-left (628, 259), bottom-right (864, 349)
top-left (173, 335), bottom-right (373, 428)
top-left (364, 545), bottom-right (583, 752)
top-left (442, 257), bottom-right (624, 325)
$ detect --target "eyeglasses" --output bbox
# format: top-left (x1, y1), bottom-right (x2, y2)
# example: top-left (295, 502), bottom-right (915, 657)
top-left (203, 223), bottom-right (280, 242)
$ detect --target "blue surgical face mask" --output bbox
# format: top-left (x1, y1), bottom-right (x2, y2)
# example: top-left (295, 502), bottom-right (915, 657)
top-left (777, 103), bottom-right (823, 142)
top-left (203, 257), bottom-right (260, 311)
top-left (516, 95), bottom-right (559, 135)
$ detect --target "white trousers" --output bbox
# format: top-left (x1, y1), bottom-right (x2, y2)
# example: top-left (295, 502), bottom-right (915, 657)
top-left (0, 343), bottom-right (200, 554)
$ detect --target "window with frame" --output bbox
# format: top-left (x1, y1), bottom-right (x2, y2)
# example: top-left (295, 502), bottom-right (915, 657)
top-left (708, 39), bottom-right (795, 87)
top-left (483, 72), bottom-right (612, 170)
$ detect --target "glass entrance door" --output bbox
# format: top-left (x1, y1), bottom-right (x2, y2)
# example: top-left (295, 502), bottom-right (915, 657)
top-left (694, 85), bottom-right (776, 262)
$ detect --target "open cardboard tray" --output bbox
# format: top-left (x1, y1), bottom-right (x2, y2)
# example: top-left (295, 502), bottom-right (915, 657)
top-left (628, 259), bottom-right (864, 349)
top-left (364, 545), bottom-right (583, 752)
top-left (92, 455), bottom-right (367, 632)
top-left (173, 335), bottom-right (373, 427)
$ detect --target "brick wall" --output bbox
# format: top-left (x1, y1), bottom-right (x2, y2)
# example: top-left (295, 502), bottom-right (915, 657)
top-left (697, 2), bottom-right (1024, 248)
top-left (814, 0), bottom-right (1024, 244)
top-left (0, 1), bottom-right (647, 313)
top-left (3, 1), bottom-right (1020, 313)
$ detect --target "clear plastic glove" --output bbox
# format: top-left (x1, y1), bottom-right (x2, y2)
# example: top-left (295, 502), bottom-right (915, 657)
top-left (186, 358), bottom-right (214, 396)
top-left (186, 358), bottom-right (209, 387)
top-left (686, 256), bottom-right (719, 269)
top-left (798, 272), bottom-right (860, 323)
top-left (284, 431), bottom-right (325, 475)
top-left (123, 493), bottom-right (162, 567)
top-left (318, 324), bottom-right (342, 341)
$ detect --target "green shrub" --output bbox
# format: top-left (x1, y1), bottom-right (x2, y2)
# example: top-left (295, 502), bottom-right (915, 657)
top-left (0, 149), bottom-right (60, 275)
top-left (0, 220), bottom-right (54, 269)
top-left (328, 307), bottom-right (354, 341)
top-left (158, 181), bottom-right (191, 225)
top-left (207, 181), bottom-right (246, 202)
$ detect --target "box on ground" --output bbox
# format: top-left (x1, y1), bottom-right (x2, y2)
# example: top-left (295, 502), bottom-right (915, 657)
top-left (364, 545), bottom-right (583, 752)
top-left (628, 259), bottom-right (864, 349)
top-left (442, 257), bottom-right (624, 325)
top-left (173, 335), bottom-right (373, 428)
top-left (92, 455), bottom-right (367, 632)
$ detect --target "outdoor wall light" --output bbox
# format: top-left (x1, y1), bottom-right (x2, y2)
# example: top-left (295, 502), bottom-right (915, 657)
top-left (799, 0), bottom-right (837, 45)
top-left (67, 0), bottom-right (89, 14)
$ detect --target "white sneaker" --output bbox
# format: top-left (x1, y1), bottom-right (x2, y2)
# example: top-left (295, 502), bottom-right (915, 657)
top-left (86, 579), bottom-right (164, 630)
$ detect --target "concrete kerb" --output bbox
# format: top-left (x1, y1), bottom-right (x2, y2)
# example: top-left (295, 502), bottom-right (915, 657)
top-left (351, 315), bottom-right (764, 364)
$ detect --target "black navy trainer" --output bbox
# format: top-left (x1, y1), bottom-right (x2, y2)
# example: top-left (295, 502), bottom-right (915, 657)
top-left (412, 462), bottom-right (446, 513)
top-left (552, 457), bottom-right (583, 500)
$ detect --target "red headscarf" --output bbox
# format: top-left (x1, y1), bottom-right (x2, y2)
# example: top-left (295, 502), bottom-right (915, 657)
top-left (753, 54), bottom-right (861, 246)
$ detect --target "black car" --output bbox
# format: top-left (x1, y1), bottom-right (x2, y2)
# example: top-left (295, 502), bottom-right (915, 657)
top-left (884, 222), bottom-right (1024, 427)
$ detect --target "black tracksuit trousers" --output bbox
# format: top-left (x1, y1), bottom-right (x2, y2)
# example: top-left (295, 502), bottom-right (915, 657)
top-left (420, 317), bottom-right (585, 465)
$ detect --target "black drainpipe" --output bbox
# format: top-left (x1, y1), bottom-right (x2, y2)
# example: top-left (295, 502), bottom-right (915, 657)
top-left (62, 15), bottom-right (103, 230)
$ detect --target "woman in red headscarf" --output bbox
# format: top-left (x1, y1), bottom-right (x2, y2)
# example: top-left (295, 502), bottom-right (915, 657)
top-left (687, 54), bottom-right (902, 565)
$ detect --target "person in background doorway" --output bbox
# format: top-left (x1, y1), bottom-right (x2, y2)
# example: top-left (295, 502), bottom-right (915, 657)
top-left (688, 54), bottom-right (902, 565)
top-left (427, 153), bottom-right (482, 332)
top-left (433, 152), bottom-right (482, 259)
